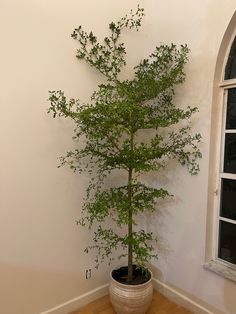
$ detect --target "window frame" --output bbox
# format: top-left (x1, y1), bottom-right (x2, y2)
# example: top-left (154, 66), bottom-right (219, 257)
top-left (215, 84), bottom-right (236, 266)
top-left (204, 27), bottom-right (236, 282)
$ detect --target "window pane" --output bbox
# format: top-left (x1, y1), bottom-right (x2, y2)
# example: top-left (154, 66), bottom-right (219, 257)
top-left (225, 37), bottom-right (236, 79)
top-left (226, 88), bottom-right (236, 129)
top-left (218, 221), bottom-right (236, 265)
top-left (224, 133), bottom-right (236, 173)
top-left (220, 179), bottom-right (236, 220)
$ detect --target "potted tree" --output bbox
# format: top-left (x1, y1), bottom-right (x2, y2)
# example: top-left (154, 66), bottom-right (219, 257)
top-left (48, 6), bottom-right (201, 314)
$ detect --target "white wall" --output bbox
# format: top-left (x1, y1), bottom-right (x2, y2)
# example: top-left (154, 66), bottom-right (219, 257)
top-left (0, 0), bottom-right (235, 313)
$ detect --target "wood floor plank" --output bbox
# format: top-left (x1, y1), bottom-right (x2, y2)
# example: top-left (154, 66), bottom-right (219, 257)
top-left (70, 291), bottom-right (192, 314)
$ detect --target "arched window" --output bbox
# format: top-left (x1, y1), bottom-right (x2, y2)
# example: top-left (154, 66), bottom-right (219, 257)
top-left (218, 59), bottom-right (236, 266)
top-left (225, 37), bottom-right (236, 79)
top-left (205, 17), bottom-right (236, 281)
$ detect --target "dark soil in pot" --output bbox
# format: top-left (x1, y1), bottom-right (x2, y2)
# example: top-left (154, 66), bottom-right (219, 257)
top-left (111, 265), bottom-right (151, 285)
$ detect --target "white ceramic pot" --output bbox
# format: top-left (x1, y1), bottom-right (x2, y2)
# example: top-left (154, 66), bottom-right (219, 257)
top-left (109, 267), bottom-right (153, 314)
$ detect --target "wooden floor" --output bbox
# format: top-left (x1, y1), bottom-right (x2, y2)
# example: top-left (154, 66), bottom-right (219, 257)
top-left (70, 291), bottom-right (192, 314)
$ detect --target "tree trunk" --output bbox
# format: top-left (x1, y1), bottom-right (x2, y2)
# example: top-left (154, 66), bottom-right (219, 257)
top-left (127, 129), bottom-right (134, 282)
top-left (127, 167), bottom-right (133, 282)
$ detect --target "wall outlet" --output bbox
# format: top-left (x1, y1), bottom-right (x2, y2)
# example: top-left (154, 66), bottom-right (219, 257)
top-left (85, 268), bottom-right (92, 279)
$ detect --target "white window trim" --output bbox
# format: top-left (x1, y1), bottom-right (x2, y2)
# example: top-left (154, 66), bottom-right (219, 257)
top-left (204, 260), bottom-right (236, 282)
top-left (204, 26), bottom-right (236, 282)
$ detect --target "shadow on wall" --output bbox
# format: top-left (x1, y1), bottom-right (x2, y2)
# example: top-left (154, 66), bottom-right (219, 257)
top-left (223, 279), bottom-right (236, 314)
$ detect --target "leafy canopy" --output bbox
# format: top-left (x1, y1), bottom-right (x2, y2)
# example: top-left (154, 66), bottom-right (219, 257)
top-left (48, 6), bottom-right (201, 278)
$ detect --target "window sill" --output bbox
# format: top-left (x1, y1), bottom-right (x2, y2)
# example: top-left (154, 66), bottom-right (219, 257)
top-left (204, 260), bottom-right (236, 283)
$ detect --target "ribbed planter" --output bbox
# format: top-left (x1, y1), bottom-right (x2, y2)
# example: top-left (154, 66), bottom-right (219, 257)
top-left (109, 267), bottom-right (153, 314)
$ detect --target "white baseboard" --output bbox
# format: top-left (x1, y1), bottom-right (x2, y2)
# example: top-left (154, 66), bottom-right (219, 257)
top-left (152, 278), bottom-right (215, 314)
top-left (40, 278), bottom-right (217, 314)
top-left (40, 283), bottom-right (109, 314)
